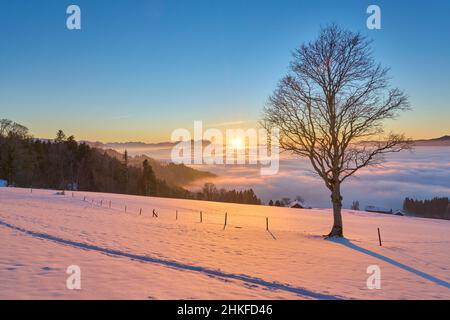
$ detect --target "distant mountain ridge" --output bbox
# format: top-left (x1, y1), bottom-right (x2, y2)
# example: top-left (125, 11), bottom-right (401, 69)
top-left (83, 136), bottom-right (450, 149)
top-left (83, 140), bottom-right (211, 149)
top-left (430, 135), bottom-right (450, 141)
top-left (412, 135), bottom-right (450, 146)
top-left (84, 141), bottom-right (175, 149)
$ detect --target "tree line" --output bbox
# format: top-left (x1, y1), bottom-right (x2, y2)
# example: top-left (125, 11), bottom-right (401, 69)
top-left (0, 119), bottom-right (261, 205)
top-left (197, 183), bottom-right (261, 205)
top-left (267, 196), bottom-right (305, 207)
top-left (403, 197), bottom-right (450, 220)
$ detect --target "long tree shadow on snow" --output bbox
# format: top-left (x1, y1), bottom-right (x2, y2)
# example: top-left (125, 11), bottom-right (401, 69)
top-left (328, 237), bottom-right (450, 289)
top-left (0, 219), bottom-right (340, 300)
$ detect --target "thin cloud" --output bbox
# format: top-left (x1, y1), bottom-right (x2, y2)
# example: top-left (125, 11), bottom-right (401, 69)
top-left (207, 120), bottom-right (253, 128)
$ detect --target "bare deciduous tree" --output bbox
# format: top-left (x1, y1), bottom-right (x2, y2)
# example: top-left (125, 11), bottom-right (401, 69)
top-left (0, 119), bottom-right (29, 139)
top-left (262, 24), bottom-right (411, 237)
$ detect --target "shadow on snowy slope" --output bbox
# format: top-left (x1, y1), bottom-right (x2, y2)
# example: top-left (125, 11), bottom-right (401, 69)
top-left (0, 219), bottom-right (341, 300)
top-left (328, 237), bottom-right (450, 290)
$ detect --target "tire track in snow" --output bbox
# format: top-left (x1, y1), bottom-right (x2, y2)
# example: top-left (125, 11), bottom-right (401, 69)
top-left (0, 218), bottom-right (341, 300)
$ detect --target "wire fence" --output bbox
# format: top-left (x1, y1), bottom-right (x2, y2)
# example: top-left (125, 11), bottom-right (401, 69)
top-left (31, 189), bottom-right (292, 238)
top-left (35, 189), bottom-right (361, 238)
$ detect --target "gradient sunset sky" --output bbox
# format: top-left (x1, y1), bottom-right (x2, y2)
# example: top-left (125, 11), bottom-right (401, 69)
top-left (0, 0), bottom-right (449, 142)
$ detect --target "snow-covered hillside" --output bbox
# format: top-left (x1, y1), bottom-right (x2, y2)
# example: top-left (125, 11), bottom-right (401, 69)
top-left (0, 188), bottom-right (449, 299)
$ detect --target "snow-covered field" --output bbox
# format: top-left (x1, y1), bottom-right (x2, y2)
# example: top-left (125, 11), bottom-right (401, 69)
top-left (0, 187), bottom-right (449, 299)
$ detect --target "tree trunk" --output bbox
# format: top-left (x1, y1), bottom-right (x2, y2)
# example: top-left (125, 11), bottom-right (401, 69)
top-left (326, 183), bottom-right (344, 237)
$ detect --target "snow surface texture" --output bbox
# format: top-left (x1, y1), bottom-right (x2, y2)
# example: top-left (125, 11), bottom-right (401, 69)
top-left (0, 188), bottom-right (449, 299)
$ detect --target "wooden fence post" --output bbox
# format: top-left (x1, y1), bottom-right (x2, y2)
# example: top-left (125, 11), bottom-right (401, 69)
top-left (377, 228), bottom-right (382, 246)
top-left (266, 217), bottom-right (269, 231)
top-left (200, 211), bottom-right (203, 223)
top-left (139, 208), bottom-right (142, 215)
top-left (176, 210), bottom-right (178, 220)
top-left (223, 212), bottom-right (228, 230)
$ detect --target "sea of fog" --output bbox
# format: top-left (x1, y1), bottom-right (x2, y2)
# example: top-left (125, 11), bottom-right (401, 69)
top-left (124, 146), bottom-right (450, 210)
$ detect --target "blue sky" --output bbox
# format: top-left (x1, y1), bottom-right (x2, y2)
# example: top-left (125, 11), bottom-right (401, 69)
top-left (0, 0), bottom-right (449, 142)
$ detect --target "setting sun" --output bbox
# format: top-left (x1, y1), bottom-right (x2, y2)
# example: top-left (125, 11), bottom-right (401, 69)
top-left (232, 137), bottom-right (243, 149)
